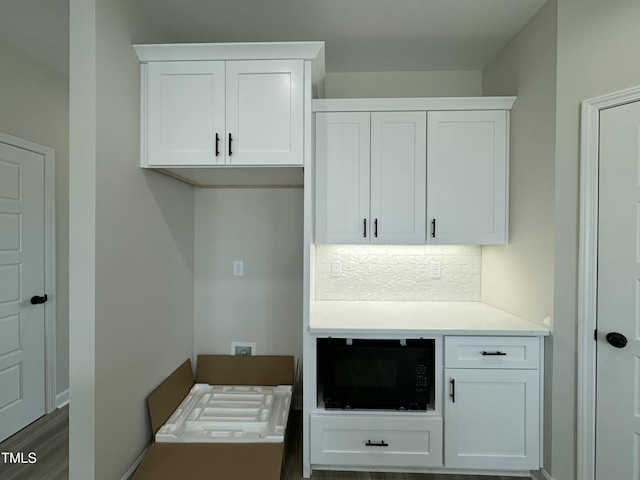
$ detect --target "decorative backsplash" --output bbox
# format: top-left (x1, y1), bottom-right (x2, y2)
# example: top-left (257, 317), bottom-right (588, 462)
top-left (314, 244), bottom-right (481, 301)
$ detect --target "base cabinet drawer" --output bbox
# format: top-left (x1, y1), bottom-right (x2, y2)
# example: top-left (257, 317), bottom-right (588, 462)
top-left (445, 336), bottom-right (540, 369)
top-left (310, 414), bottom-right (443, 468)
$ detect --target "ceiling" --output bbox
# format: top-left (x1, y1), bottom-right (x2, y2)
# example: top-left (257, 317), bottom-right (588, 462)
top-left (0, 0), bottom-right (547, 76)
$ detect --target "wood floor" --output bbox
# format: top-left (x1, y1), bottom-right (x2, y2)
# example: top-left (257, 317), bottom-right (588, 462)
top-left (0, 405), bottom-right (68, 480)
top-left (0, 407), bottom-right (524, 480)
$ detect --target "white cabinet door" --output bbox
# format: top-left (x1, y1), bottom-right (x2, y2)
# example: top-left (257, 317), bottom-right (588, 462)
top-left (427, 110), bottom-right (508, 244)
top-left (444, 368), bottom-right (540, 470)
top-left (225, 60), bottom-right (304, 165)
top-left (147, 61), bottom-right (226, 166)
top-left (370, 112), bottom-right (426, 244)
top-left (315, 112), bottom-right (371, 244)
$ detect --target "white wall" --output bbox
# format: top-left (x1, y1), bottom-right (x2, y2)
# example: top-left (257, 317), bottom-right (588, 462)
top-left (551, 1), bottom-right (640, 479)
top-left (69, 1), bottom-right (195, 478)
top-left (480, 0), bottom-right (557, 474)
top-left (325, 70), bottom-right (482, 98)
top-left (0, 37), bottom-right (70, 403)
top-left (194, 188), bottom-right (303, 371)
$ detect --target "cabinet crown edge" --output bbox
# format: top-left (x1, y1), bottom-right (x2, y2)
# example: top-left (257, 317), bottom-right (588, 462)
top-left (313, 96), bottom-right (516, 112)
top-left (133, 41), bottom-right (325, 63)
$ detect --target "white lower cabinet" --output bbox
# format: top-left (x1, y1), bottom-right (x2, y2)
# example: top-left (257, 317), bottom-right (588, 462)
top-left (310, 414), bottom-right (443, 468)
top-left (444, 336), bottom-right (542, 470)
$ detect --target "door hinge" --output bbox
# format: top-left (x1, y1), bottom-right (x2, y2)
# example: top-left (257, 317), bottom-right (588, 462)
top-left (594, 329), bottom-right (598, 341)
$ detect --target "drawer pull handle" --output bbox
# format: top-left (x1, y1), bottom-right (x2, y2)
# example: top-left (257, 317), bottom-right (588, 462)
top-left (365, 440), bottom-right (388, 447)
top-left (481, 351), bottom-right (507, 356)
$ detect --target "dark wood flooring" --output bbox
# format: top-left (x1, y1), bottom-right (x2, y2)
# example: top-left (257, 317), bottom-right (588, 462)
top-left (0, 405), bottom-right (68, 480)
top-left (0, 406), bottom-right (526, 480)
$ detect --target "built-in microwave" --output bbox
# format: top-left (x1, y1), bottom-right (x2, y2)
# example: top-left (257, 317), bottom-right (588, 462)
top-left (317, 338), bottom-right (435, 411)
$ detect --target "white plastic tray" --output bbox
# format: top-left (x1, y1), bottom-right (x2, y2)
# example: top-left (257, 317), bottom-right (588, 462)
top-left (155, 384), bottom-right (292, 443)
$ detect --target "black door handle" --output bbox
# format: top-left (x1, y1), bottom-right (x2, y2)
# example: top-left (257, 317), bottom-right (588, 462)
top-left (30, 295), bottom-right (48, 305)
top-left (215, 133), bottom-right (220, 156)
top-left (606, 332), bottom-right (628, 348)
top-left (228, 133), bottom-right (233, 156)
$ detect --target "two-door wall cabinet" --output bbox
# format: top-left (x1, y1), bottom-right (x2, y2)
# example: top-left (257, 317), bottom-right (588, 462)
top-left (313, 97), bottom-right (516, 245)
top-left (315, 111), bottom-right (427, 244)
top-left (134, 42), bottom-right (325, 182)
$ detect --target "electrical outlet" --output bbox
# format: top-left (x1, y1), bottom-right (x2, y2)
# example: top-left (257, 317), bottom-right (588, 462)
top-left (331, 260), bottom-right (342, 278)
top-left (231, 341), bottom-right (256, 356)
top-left (429, 261), bottom-right (442, 279)
top-left (233, 260), bottom-right (244, 277)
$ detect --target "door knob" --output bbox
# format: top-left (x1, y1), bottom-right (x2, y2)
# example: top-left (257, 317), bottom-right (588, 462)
top-left (30, 295), bottom-right (48, 305)
top-left (606, 332), bottom-right (628, 348)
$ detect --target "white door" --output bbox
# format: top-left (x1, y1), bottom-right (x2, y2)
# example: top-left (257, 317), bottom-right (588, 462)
top-left (147, 61), bottom-right (226, 166)
top-left (426, 110), bottom-right (508, 245)
top-left (370, 111), bottom-right (426, 244)
top-left (315, 112), bottom-right (371, 244)
top-left (596, 100), bottom-right (640, 479)
top-left (0, 141), bottom-right (46, 442)
top-left (225, 59), bottom-right (303, 165)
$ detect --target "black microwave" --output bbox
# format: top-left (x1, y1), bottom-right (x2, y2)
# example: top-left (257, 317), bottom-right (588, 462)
top-left (317, 338), bottom-right (434, 411)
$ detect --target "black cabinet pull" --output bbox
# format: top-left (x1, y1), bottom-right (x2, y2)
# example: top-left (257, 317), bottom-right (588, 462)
top-left (374, 219), bottom-right (378, 238)
top-left (431, 219), bottom-right (436, 238)
top-left (365, 440), bottom-right (388, 447)
top-left (450, 378), bottom-right (455, 403)
top-left (215, 133), bottom-right (220, 156)
top-left (228, 133), bottom-right (233, 156)
top-left (364, 219), bottom-right (367, 238)
top-left (481, 351), bottom-right (507, 356)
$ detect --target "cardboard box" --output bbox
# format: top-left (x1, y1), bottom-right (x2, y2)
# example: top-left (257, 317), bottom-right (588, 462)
top-left (133, 355), bottom-right (295, 480)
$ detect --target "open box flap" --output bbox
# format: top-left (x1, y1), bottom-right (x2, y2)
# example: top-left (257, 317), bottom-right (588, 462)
top-left (195, 354), bottom-right (294, 386)
top-left (147, 359), bottom-right (194, 435)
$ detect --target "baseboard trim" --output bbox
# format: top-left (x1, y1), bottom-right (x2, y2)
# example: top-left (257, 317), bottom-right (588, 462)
top-left (531, 468), bottom-right (555, 480)
top-left (55, 389), bottom-right (69, 408)
top-left (121, 445), bottom-right (150, 480)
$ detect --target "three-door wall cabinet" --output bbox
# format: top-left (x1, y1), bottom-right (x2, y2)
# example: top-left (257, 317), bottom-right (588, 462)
top-left (313, 98), bottom-right (516, 245)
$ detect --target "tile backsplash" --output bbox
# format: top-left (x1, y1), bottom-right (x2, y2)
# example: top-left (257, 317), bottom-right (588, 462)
top-left (314, 244), bottom-right (481, 301)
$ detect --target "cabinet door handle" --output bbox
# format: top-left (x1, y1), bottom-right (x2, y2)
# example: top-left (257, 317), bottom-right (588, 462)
top-left (363, 219), bottom-right (367, 238)
top-left (228, 133), bottom-right (233, 156)
top-left (481, 351), bottom-right (507, 356)
top-left (450, 378), bottom-right (455, 403)
top-left (215, 133), bottom-right (220, 157)
top-left (431, 219), bottom-right (436, 238)
top-left (365, 440), bottom-right (388, 447)
top-left (374, 219), bottom-right (378, 238)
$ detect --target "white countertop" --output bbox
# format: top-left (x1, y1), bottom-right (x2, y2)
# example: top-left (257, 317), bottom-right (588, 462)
top-left (309, 301), bottom-right (549, 336)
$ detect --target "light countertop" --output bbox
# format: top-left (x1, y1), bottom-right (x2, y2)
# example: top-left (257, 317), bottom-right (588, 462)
top-left (309, 301), bottom-right (550, 336)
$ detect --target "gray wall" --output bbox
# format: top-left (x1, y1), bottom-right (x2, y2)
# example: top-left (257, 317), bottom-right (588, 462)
top-left (194, 188), bottom-right (304, 367)
top-left (551, 1), bottom-right (640, 479)
top-left (325, 70), bottom-right (482, 97)
top-left (69, 0), bottom-right (195, 478)
top-left (480, 0), bottom-right (557, 473)
top-left (0, 37), bottom-right (70, 403)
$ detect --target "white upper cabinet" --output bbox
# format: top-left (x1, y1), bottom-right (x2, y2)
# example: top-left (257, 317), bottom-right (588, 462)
top-left (145, 59), bottom-right (303, 167)
top-left (147, 61), bottom-right (226, 166)
top-left (134, 42), bottom-right (326, 178)
top-left (315, 111), bottom-right (427, 244)
top-left (427, 110), bottom-right (509, 245)
top-left (313, 98), bottom-right (514, 245)
top-left (225, 60), bottom-right (304, 166)
top-left (315, 112), bottom-right (371, 244)
top-left (371, 112), bottom-right (427, 244)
